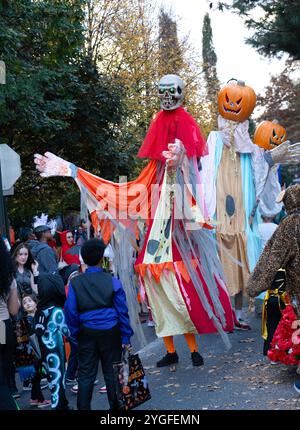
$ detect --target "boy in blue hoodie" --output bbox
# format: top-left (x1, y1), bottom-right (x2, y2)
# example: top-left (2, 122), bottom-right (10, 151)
top-left (64, 239), bottom-right (133, 410)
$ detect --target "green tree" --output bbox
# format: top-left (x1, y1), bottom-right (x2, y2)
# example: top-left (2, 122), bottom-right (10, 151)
top-left (256, 61), bottom-right (300, 142)
top-left (0, 0), bottom-right (127, 227)
top-left (202, 12), bottom-right (220, 129)
top-left (158, 8), bottom-right (184, 75)
top-left (215, 0), bottom-right (300, 60)
top-left (53, 59), bottom-right (129, 180)
top-left (0, 0), bottom-right (85, 226)
top-left (0, 0), bottom-right (85, 147)
top-left (156, 8), bottom-right (211, 136)
top-left (84, 1), bottom-right (210, 166)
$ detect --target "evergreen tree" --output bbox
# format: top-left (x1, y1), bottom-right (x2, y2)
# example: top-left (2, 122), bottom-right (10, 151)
top-left (158, 9), bottom-right (183, 75)
top-left (257, 61), bottom-right (300, 143)
top-left (0, 1), bottom-right (127, 226)
top-left (202, 12), bottom-right (220, 129)
top-left (215, 0), bottom-right (300, 60)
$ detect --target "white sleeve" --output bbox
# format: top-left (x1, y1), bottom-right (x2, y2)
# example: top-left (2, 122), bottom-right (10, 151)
top-left (199, 131), bottom-right (218, 218)
top-left (104, 244), bottom-right (114, 260)
top-left (251, 145), bottom-right (282, 216)
top-left (250, 145), bottom-right (269, 198)
top-left (259, 166), bottom-right (282, 217)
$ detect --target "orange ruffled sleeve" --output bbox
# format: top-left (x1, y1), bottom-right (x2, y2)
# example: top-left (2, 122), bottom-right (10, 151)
top-left (76, 160), bottom-right (158, 243)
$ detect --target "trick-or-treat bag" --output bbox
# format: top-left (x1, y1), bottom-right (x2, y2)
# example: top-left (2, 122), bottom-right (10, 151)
top-left (113, 349), bottom-right (151, 410)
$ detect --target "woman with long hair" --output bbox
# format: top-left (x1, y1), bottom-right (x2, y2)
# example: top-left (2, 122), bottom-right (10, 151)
top-left (11, 243), bottom-right (39, 392)
top-left (0, 237), bottom-right (20, 409)
top-left (12, 242), bottom-right (38, 299)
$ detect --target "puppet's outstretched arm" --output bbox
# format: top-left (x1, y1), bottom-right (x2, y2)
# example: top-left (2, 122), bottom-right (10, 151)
top-left (264, 140), bottom-right (300, 167)
top-left (34, 152), bottom-right (77, 178)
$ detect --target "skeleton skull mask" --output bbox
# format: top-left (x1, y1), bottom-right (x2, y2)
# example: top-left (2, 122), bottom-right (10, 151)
top-left (158, 74), bottom-right (184, 111)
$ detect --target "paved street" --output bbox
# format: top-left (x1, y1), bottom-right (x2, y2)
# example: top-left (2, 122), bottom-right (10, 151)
top-left (16, 309), bottom-right (300, 411)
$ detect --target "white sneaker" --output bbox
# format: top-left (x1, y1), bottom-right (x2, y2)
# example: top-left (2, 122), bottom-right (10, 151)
top-left (294, 381), bottom-right (300, 395)
top-left (23, 382), bottom-right (32, 391)
top-left (71, 384), bottom-right (78, 394)
top-left (147, 320), bottom-right (155, 327)
top-left (234, 319), bottom-right (251, 331)
top-left (98, 385), bottom-right (107, 394)
top-left (70, 380), bottom-right (98, 393)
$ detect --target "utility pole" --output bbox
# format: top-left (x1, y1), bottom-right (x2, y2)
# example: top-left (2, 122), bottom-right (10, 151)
top-left (0, 60), bottom-right (9, 241)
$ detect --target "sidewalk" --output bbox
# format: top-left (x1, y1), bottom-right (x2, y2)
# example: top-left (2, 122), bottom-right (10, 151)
top-left (16, 311), bottom-right (300, 410)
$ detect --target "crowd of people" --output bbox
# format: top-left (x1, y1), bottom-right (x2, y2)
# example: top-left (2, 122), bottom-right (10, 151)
top-left (0, 218), bottom-right (137, 410)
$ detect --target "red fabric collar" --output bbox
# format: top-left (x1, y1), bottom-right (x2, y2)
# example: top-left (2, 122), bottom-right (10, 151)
top-left (137, 106), bottom-right (207, 161)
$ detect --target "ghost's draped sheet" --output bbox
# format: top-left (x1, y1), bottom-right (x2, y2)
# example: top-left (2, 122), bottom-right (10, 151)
top-left (201, 116), bottom-right (282, 296)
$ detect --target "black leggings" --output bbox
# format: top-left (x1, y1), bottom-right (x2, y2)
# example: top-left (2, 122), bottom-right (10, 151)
top-left (31, 360), bottom-right (45, 402)
top-left (263, 296), bottom-right (285, 355)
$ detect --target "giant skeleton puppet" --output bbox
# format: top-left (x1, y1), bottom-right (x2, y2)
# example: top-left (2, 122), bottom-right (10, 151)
top-left (200, 79), bottom-right (300, 328)
top-left (35, 74), bottom-right (234, 368)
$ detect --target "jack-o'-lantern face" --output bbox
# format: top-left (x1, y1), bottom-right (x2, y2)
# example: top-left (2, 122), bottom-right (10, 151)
top-left (253, 120), bottom-right (286, 150)
top-left (218, 80), bottom-right (256, 123)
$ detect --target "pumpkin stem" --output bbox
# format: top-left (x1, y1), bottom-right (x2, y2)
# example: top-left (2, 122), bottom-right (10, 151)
top-left (226, 78), bottom-right (246, 87)
top-left (226, 78), bottom-right (238, 84)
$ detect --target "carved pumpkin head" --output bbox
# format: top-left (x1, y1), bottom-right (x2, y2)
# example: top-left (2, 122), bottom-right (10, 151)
top-left (253, 120), bottom-right (286, 150)
top-left (218, 79), bottom-right (256, 123)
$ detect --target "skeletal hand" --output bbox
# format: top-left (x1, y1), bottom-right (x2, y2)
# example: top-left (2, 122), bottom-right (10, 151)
top-left (162, 139), bottom-right (185, 169)
top-left (34, 152), bottom-right (75, 177)
top-left (269, 141), bottom-right (300, 165)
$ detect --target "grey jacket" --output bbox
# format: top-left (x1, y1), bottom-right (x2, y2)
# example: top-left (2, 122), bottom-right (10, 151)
top-left (28, 240), bottom-right (58, 275)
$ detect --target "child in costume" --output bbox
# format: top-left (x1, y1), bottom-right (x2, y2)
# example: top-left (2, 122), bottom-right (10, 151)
top-left (34, 273), bottom-right (70, 409)
top-left (260, 269), bottom-right (289, 356)
top-left (22, 295), bottom-right (51, 407)
top-left (58, 231), bottom-right (81, 266)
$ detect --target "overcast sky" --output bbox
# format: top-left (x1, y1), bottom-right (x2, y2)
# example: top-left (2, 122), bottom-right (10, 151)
top-left (160, 0), bottom-right (287, 95)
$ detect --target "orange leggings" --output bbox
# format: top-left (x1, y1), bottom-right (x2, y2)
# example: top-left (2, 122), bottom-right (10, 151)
top-left (163, 333), bottom-right (198, 353)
